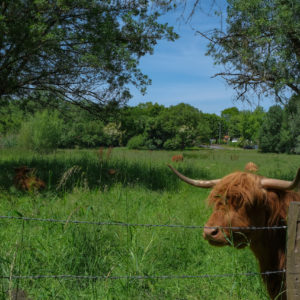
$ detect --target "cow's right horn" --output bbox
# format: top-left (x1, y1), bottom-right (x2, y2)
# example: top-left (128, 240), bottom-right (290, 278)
top-left (260, 168), bottom-right (300, 190)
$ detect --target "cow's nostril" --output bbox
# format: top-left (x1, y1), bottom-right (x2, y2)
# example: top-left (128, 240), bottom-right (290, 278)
top-left (204, 227), bottom-right (220, 238)
top-left (210, 228), bottom-right (219, 236)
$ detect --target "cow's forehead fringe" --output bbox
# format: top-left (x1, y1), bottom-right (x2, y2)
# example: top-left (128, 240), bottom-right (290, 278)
top-left (208, 171), bottom-right (263, 207)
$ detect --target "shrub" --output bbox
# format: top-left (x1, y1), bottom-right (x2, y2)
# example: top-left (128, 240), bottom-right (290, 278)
top-left (163, 137), bottom-right (181, 150)
top-left (18, 110), bottom-right (63, 153)
top-left (295, 136), bottom-right (300, 154)
top-left (127, 134), bottom-right (145, 149)
top-left (60, 120), bottom-right (104, 148)
top-left (103, 122), bottom-right (122, 146)
top-left (0, 134), bottom-right (18, 148)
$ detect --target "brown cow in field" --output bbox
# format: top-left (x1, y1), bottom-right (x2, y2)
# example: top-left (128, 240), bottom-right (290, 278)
top-left (14, 166), bottom-right (45, 191)
top-left (168, 164), bottom-right (300, 300)
top-left (171, 154), bottom-right (184, 162)
top-left (245, 161), bottom-right (258, 172)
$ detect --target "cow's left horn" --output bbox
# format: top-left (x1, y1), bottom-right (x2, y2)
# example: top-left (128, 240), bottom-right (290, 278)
top-left (168, 164), bottom-right (220, 188)
top-left (260, 168), bottom-right (300, 190)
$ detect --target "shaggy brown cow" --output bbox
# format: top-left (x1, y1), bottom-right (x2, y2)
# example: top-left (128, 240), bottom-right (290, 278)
top-left (168, 164), bottom-right (300, 300)
top-left (14, 166), bottom-right (45, 191)
top-left (171, 154), bottom-right (184, 162)
top-left (245, 161), bottom-right (258, 172)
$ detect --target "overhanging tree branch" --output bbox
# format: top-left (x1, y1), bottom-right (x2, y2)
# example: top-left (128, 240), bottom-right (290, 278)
top-left (0, 0), bottom-right (178, 112)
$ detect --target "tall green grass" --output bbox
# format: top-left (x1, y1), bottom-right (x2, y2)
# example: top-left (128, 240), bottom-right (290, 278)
top-left (0, 147), bottom-right (298, 299)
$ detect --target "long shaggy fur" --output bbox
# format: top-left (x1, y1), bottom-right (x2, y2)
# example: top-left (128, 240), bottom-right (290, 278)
top-left (207, 171), bottom-right (300, 300)
top-left (14, 166), bottom-right (45, 191)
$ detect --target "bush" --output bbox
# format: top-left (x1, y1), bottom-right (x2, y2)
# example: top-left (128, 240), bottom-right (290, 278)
top-left (295, 136), bottom-right (300, 154)
top-left (0, 134), bottom-right (18, 148)
top-left (103, 122), bottom-right (122, 146)
top-left (18, 110), bottom-right (63, 153)
top-left (60, 120), bottom-right (104, 148)
top-left (127, 134), bottom-right (145, 149)
top-left (163, 137), bottom-right (181, 150)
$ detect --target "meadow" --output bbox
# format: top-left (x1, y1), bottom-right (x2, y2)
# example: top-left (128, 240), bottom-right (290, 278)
top-left (0, 147), bottom-right (299, 300)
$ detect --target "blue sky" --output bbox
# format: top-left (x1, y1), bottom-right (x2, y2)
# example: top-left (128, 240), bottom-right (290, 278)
top-left (128, 3), bottom-right (274, 115)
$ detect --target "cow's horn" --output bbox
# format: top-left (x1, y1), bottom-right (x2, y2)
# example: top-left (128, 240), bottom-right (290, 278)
top-left (260, 168), bottom-right (300, 190)
top-left (168, 164), bottom-right (220, 188)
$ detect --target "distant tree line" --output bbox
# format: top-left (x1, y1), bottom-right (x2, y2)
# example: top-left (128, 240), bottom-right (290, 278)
top-left (1, 96), bottom-right (300, 154)
top-left (1, 0), bottom-right (299, 155)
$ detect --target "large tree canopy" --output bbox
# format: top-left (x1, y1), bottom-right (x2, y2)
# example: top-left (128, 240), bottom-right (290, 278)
top-left (190, 0), bottom-right (300, 103)
top-left (0, 0), bottom-right (177, 111)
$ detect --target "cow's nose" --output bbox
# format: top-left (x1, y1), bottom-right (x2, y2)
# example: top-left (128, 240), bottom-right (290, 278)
top-left (203, 227), bottom-right (219, 239)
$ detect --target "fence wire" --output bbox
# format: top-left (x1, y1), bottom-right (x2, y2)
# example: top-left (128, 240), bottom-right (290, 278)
top-left (0, 270), bottom-right (286, 281)
top-left (0, 215), bottom-right (287, 283)
top-left (0, 215), bottom-right (287, 230)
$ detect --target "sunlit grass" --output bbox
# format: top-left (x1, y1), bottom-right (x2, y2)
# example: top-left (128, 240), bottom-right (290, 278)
top-left (0, 147), bottom-right (298, 299)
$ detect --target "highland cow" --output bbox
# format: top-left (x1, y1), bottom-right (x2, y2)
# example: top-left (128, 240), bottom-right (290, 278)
top-left (245, 161), bottom-right (259, 172)
top-left (14, 166), bottom-right (45, 191)
top-left (171, 154), bottom-right (184, 162)
top-left (168, 164), bottom-right (300, 300)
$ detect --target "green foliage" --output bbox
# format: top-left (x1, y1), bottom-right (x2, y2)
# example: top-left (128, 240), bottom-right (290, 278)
top-left (203, 113), bottom-right (224, 140)
top-left (283, 95), bottom-right (300, 153)
top-left (205, 0), bottom-right (300, 102)
top-left (103, 122), bottom-right (123, 146)
top-left (0, 134), bottom-right (18, 148)
top-left (4, 94), bottom-right (300, 154)
top-left (18, 110), bottom-right (63, 153)
top-left (258, 106), bottom-right (283, 153)
top-left (220, 107), bottom-right (264, 144)
top-left (295, 136), bottom-right (300, 154)
top-left (0, 0), bottom-right (178, 109)
top-left (259, 96), bottom-right (300, 153)
top-left (61, 118), bottom-right (104, 148)
top-left (195, 119), bottom-right (212, 144)
top-left (163, 137), bottom-right (181, 150)
top-left (127, 134), bottom-right (145, 149)
top-left (176, 125), bottom-right (195, 149)
top-left (140, 103), bottom-right (205, 149)
top-left (0, 100), bottom-right (24, 135)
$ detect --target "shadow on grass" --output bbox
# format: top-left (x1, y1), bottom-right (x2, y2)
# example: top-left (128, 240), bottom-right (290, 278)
top-left (0, 156), bottom-right (211, 193)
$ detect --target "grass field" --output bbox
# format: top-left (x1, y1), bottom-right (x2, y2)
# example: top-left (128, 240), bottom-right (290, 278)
top-left (0, 147), bottom-right (299, 299)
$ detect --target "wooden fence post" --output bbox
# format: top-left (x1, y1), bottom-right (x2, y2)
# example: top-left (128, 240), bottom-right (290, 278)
top-left (287, 201), bottom-right (300, 299)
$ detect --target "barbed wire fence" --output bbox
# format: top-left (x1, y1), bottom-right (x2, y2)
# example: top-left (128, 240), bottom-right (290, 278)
top-left (0, 215), bottom-right (286, 282)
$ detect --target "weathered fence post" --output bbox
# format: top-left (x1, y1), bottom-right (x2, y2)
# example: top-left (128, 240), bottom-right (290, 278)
top-left (287, 202), bottom-right (300, 299)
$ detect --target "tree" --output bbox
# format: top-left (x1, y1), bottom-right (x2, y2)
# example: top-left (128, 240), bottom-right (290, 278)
top-left (195, 118), bottom-right (211, 144)
top-left (227, 114), bottom-right (241, 139)
top-left (250, 106), bottom-right (265, 142)
top-left (278, 94), bottom-right (300, 153)
top-left (221, 107), bottom-right (239, 123)
top-left (203, 113), bottom-right (224, 141)
top-left (258, 105), bottom-right (283, 152)
top-left (0, 0), bottom-right (178, 111)
top-left (60, 112), bottom-right (105, 148)
top-left (221, 106), bottom-right (239, 136)
top-left (157, 103), bottom-right (202, 148)
top-left (194, 0), bottom-right (300, 103)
